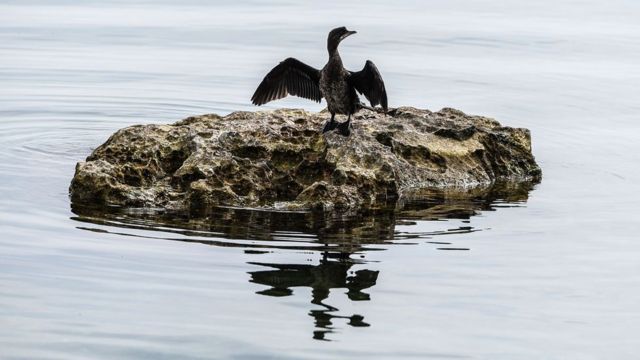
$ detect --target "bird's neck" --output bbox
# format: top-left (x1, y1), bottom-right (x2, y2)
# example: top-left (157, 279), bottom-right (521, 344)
top-left (327, 39), bottom-right (342, 56)
top-left (327, 48), bottom-right (342, 65)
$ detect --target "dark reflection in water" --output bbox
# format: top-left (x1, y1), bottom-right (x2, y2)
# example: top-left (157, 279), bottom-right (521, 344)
top-left (70, 182), bottom-right (534, 340)
top-left (71, 182), bottom-right (533, 246)
top-left (249, 253), bottom-right (379, 341)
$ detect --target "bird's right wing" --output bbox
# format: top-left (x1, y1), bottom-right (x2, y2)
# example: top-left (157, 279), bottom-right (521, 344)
top-left (251, 57), bottom-right (322, 105)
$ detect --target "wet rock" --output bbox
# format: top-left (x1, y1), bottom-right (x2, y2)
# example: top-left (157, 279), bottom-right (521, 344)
top-left (70, 107), bottom-right (541, 212)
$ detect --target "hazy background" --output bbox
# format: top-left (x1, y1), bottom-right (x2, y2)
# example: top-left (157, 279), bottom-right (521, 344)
top-left (1, 1), bottom-right (639, 359)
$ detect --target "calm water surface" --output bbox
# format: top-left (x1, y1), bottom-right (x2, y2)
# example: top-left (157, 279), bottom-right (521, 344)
top-left (1, 1), bottom-right (640, 359)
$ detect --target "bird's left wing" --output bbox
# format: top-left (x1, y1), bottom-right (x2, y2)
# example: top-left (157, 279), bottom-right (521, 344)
top-left (251, 57), bottom-right (322, 105)
top-left (348, 60), bottom-right (388, 112)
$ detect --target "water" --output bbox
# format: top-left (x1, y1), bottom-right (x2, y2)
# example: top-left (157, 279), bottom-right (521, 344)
top-left (1, 0), bottom-right (640, 358)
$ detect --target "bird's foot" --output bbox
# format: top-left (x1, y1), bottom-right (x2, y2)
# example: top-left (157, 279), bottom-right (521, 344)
top-left (322, 120), bottom-right (338, 133)
top-left (336, 121), bottom-right (351, 137)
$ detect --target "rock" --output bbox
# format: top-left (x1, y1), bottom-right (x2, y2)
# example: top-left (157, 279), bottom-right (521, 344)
top-left (69, 107), bottom-right (541, 212)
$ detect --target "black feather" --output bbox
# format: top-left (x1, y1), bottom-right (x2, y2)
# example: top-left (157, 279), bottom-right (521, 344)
top-left (251, 57), bottom-right (322, 105)
top-left (348, 60), bottom-right (388, 112)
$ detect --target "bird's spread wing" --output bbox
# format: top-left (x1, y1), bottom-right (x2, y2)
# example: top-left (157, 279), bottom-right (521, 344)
top-left (348, 60), bottom-right (388, 112)
top-left (251, 57), bottom-right (322, 105)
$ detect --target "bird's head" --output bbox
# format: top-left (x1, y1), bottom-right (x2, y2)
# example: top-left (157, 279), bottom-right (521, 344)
top-left (327, 26), bottom-right (356, 53)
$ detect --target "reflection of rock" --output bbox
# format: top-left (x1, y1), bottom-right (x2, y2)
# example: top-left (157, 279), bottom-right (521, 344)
top-left (70, 107), bottom-right (541, 212)
top-left (248, 258), bottom-right (379, 341)
top-left (70, 181), bottom-right (534, 247)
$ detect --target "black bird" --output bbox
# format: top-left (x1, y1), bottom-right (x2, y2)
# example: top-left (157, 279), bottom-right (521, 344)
top-left (251, 27), bottom-right (388, 136)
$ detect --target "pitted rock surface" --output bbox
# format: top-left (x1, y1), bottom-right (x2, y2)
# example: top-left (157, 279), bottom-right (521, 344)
top-left (70, 107), bottom-right (541, 212)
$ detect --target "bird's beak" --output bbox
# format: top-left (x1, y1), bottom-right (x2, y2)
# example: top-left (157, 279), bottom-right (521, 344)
top-left (342, 30), bottom-right (357, 40)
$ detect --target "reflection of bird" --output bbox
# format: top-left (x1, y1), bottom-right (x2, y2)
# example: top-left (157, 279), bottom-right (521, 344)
top-left (248, 258), bottom-right (379, 341)
top-left (251, 26), bottom-right (388, 136)
top-left (248, 260), bottom-right (378, 300)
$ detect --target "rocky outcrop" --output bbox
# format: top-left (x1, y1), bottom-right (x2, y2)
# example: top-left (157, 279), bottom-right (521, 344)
top-left (69, 107), bottom-right (541, 212)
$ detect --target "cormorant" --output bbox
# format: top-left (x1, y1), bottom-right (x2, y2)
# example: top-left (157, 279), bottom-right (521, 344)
top-left (251, 27), bottom-right (388, 136)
